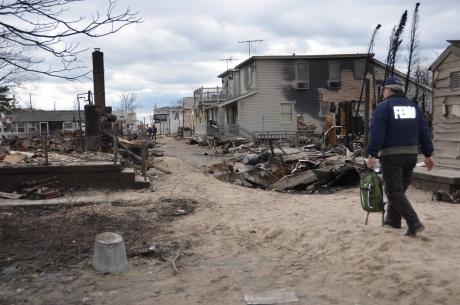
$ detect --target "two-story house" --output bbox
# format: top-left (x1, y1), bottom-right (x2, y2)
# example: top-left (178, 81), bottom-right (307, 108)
top-left (153, 105), bottom-right (183, 135)
top-left (193, 53), bottom-right (431, 145)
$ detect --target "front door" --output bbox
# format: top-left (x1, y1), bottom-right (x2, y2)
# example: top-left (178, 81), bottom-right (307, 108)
top-left (39, 122), bottom-right (49, 133)
top-left (227, 104), bottom-right (238, 125)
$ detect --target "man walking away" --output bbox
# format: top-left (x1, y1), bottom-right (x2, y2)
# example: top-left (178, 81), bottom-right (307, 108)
top-left (148, 126), bottom-right (153, 139)
top-left (366, 77), bottom-right (434, 237)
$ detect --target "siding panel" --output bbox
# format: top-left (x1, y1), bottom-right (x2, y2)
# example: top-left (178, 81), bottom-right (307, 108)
top-left (424, 45), bottom-right (460, 170)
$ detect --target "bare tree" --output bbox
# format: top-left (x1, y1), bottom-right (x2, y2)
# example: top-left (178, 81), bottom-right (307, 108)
top-left (117, 92), bottom-right (140, 113)
top-left (405, 3), bottom-right (421, 92)
top-left (383, 10), bottom-right (408, 81)
top-left (0, 0), bottom-right (142, 83)
top-left (411, 62), bottom-right (432, 113)
top-left (171, 98), bottom-right (183, 107)
top-left (0, 37), bottom-right (39, 86)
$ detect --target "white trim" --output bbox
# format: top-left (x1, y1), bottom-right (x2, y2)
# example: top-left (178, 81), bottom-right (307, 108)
top-left (218, 90), bottom-right (258, 107)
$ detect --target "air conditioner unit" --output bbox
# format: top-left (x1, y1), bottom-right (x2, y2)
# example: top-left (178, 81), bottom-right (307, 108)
top-left (328, 81), bottom-right (341, 89)
top-left (297, 82), bottom-right (309, 90)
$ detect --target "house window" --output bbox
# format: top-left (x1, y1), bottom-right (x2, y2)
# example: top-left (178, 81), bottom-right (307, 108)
top-left (17, 123), bottom-right (26, 132)
top-left (63, 122), bottom-right (73, 129)
top-left (222, 77), bottom-right (228, 95)
top-left (328, 61), bottom-right (341, 89)
top-left (248, 65), bottom-right (253, 86)
top-left (297, 62), bottom-right (309, 89)
top-left (320, 101), bottom-right (330, 116)
top-left (354, 60), bottom-right (366, 80)
top-left (452, 71), bottom-right (460, 90)
top-left (280, 103), bottom-right (293, 123)
top-left (27, 123), bottom-right (37, 132)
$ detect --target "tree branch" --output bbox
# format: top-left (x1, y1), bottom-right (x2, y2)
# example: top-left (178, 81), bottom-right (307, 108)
top-left (0, 0), bottom-right (143, 84)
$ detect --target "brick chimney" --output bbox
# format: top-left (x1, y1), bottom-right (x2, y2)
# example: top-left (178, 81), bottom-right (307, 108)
top-left (92, 48), bottom-right (105, 108)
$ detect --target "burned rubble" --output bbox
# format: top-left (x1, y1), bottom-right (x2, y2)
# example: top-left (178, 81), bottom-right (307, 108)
top-left (0, 126), bottom-right (365, 199)
top-left (0, 131), bottom-right (164, 199)
top-left (1, 130), bottom-right (457, 203)
top-left (210, 136), bottom-right (366, 194)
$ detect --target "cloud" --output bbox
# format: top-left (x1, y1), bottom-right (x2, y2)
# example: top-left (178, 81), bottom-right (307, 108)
top-left (9, 0), bottom-right (460, 123)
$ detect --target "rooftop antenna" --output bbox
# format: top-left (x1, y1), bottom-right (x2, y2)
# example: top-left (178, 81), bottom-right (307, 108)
top-left (238, 39), bottom-right (265, 58)
top-left (219, 56), bottom-right (238, 70)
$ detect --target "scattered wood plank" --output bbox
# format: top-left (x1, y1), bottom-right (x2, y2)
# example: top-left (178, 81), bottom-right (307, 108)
top-left (244, 289), bottom-right (299, 304)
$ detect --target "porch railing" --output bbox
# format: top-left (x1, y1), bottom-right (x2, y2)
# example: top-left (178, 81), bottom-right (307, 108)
top-left (193, 123), bottom-right (319, 147)
top-left (193, 123), bottom-right (255, 141)
top-left (219, 124), bottom-right (255, 141)
top-left (254, 130), bottom-right (319, 146)
top-left (194, 86), bottom-right (228, 103)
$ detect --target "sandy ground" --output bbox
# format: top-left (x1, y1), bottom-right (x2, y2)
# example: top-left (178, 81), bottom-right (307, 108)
top-left (1, 136), bottom-right (460, 305)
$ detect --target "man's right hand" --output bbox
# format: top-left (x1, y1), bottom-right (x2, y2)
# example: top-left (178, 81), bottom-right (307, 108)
top-left (366, 156), bottom-right (376, 170)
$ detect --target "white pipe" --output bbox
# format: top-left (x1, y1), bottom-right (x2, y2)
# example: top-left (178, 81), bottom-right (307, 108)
top-left (323, 125), bottom-right (342, 146)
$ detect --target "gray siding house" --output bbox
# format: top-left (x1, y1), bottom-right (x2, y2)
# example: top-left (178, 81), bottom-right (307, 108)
top-left (193, 53), bottom-right (431, 143)
top-left (429, 40), bottom-right (460, 169)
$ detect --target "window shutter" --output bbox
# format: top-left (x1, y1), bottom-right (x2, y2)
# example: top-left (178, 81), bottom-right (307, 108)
top-left (452, 72), bottom-right (460, 90)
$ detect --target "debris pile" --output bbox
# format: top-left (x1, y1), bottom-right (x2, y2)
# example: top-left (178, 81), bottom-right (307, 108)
top-left (432, 190), bottom-right (460, 204)
top-left (0, 131), bottom-right (164, 199)
top-left (210, 138), bottom-right (366, 193)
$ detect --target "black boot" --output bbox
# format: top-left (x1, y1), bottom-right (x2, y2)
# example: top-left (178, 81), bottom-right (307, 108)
top-left (384, 219), bottom-right (401, 229)
top-left (404, 221), bottom-right (425, 237)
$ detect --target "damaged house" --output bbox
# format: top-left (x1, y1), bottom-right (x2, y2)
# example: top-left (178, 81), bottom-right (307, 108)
top-left (412, 40), bottom-right (460, 198)
top-left (181, 97), bottom-right (194, 134)
top-left (192, 53), bottom-right (431, 145)
top-left (429, 40), bottom-right (460, 169)
top-left (153, 105), bottom-right (182, 136)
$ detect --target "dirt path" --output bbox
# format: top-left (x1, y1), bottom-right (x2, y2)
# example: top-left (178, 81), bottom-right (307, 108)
top-left (1, 136), bottom-right (460, 305)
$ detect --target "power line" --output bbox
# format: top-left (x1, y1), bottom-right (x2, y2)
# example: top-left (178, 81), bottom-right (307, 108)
top-left (238, 39), bottom-right (265, 58)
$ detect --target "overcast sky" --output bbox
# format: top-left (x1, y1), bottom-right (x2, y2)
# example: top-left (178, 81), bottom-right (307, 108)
top-left (14, 0), bottom-right (460, 122)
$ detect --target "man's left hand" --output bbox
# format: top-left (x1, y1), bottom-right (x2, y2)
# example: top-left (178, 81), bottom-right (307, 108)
top-left (425, 156), bottom-right (434, 171)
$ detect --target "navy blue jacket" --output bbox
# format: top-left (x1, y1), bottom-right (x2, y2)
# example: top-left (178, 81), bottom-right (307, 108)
top-left (366, 94), bottom-right (434, 157)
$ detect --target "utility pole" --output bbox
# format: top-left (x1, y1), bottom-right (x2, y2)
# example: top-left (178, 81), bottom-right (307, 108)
top-left (238, 39), bottom-right (264, 58)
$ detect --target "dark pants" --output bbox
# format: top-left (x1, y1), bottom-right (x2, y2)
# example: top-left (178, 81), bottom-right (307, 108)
top-left (380, 154), bottom-right (419, 228)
